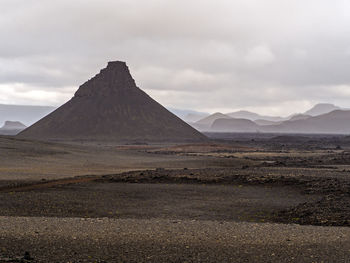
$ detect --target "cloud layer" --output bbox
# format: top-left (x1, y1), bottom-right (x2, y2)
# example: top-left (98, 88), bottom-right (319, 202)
top-left (1, 0), bottom-right (350, 116)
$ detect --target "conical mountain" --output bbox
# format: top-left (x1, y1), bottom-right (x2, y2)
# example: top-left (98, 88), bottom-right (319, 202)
top-left (18, 61), bottom-right (206, 142)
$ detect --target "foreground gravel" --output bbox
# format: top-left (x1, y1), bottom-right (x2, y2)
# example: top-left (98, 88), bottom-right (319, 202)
top-left (0, 217), bottom-right (349, 262)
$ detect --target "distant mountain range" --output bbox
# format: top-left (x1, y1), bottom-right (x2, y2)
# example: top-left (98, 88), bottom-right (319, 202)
top-left (1, 102), bottom-right (349, 135)
top-left (261, 110), bottom-right (350, 134)
top-left (191, 103), bottom-right (350, 134)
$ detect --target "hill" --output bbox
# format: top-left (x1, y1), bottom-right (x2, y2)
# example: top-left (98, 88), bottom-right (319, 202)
top-left (200, 110), bottom-right (350, 134)
top-left (0, 121), bottom-right (27, 135)
top-left (192, 113), bottom-right (232, 131)
top-left (211, 118), bottom-right (259, 132)
top-left (304, 103), bottom-right (341, 116)
top-left (227, 110), bottom-right (285, 122)
top-left (196, 112), bottom-right (232, 126)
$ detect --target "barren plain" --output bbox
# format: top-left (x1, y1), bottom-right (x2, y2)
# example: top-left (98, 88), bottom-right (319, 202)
top-left (0, 134), bottom-right (349, 262)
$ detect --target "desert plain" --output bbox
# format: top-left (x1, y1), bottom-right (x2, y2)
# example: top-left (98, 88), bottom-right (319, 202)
top-left (0, 133), bottom-right (349, 262)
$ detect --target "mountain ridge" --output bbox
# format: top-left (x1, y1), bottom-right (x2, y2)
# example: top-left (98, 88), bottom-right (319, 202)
top-left (209, 109), bottom-right (350, 134)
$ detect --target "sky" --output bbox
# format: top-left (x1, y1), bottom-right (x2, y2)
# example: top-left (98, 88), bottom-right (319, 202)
top-left (1, 0), bottom-right (350, 116)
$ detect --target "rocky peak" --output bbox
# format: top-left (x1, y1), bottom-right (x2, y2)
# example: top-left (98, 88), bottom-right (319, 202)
top-left (74, 61), bottom-right (137, 98)
top-left (106, 61), bottom-right (127, 69)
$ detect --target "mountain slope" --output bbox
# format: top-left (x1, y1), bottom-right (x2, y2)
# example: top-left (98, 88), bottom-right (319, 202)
top-left (167, 108), bottom-right (209, 122)
top-left (227, 110), bottom-right (285, 122)
top-left (183, 112), bottom-right (210, 122)
top-left (288, 114), bottom-right (311, 121)
top-left (196, 112), bottom-right (232, 126)
top-left (254, 119), bottom-right (281, 125)
top-left (211, 118), bottom-right (259, 132)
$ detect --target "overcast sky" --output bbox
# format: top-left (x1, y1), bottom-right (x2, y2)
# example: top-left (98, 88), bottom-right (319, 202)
top-left (1, 0), bottom-right (350, 116)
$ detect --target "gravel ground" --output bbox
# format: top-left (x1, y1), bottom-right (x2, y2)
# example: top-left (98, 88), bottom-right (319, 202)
top-left (101, 168), bottom-right (350, 226)
top-left (0, 217), bottom-right (349, 262)
top-left (0, 182), bottom-right (317, 222)
top-left (1, 138), bottom-right (350, 262)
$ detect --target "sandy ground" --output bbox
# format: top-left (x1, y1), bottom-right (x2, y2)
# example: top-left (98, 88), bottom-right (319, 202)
top-left (0, 136), bottom-right (249, 181)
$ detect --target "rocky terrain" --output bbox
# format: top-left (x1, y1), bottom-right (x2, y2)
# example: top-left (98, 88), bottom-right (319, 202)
top-left (0, 134), bottom-right (349, 262)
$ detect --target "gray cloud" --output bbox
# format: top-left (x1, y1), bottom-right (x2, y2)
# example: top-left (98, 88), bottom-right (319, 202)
top-left (1, 0), bottom-right (350, 115)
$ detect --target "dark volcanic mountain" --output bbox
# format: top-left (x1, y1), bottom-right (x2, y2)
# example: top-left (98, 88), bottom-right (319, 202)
top-left (18, 61), bottom-right (206, 142)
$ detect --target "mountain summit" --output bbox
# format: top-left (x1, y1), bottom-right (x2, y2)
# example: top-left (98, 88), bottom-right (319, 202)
top-left (18, 61), bottom-right (206, 142)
